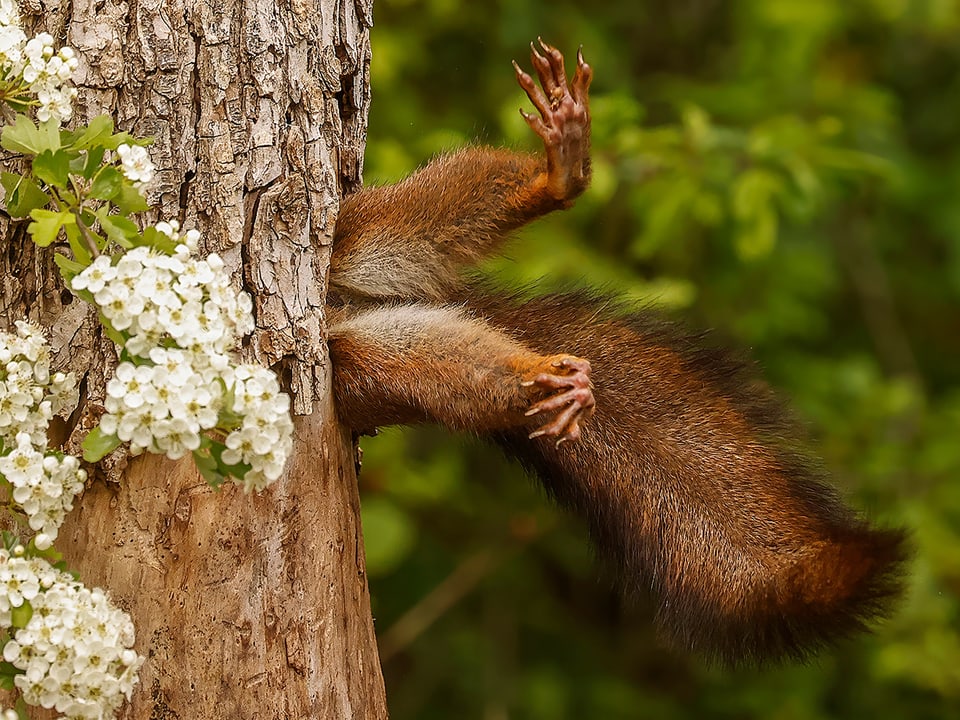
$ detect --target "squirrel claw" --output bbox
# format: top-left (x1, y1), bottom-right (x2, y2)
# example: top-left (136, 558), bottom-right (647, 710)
top-left (514, 39), bottom-right (592, 203)
top-left (525, 355), bottom-right (595, 444)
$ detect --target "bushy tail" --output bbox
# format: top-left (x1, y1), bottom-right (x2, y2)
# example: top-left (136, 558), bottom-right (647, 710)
top-left (472, 290), bottom-right (908, 665)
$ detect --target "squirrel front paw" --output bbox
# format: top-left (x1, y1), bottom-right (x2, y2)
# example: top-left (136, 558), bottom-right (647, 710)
top-left (522, 355), bottom-right (595, 445)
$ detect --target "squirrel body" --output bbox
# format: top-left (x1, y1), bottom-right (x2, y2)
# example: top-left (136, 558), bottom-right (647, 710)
top-left (326, 42), bottom-right (906, 665)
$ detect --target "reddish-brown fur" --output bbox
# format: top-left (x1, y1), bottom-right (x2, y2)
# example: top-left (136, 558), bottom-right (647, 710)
top-left (326, 41), bottom-right (907, 664)
top-left (469, 291), bottom-right (906, 663)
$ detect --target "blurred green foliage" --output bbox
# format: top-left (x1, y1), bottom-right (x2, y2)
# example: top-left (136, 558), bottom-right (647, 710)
top-left (356, 0), bottom-right (960, 717)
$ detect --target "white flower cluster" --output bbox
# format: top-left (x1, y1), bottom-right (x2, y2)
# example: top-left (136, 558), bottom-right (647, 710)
top-left (72, 223), bottom-right (253, 359)
top-left (0, 0), bottom-right (18, 26)
top-left (0, 433), bottom-right (85, 549)
top-left (221, 364), bottom-right (293, 491)
top-left (116, 143), bottom-right (154, 187)
top-left (0, 322), bottom-right (83, 549)
top-left (0, 547), bottom-right (143, 719)
top-left (0, 2), bottom-right (78, 124)
top-left (22, 34), bottom-right (78, 123)
top-left (0, 321), bottom-right (77, 445)
top-left (71, 222), bottom-right (293, 490)
top-left (0, 0), bottom-right (26, 71)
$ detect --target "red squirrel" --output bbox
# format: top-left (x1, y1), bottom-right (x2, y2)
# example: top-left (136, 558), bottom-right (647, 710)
top-left (326, 40), bottom-right (907, 665)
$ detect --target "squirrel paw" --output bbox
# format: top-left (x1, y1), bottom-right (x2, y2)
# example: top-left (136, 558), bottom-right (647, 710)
top-left (512, 39), bottom-right (593, 203)
top-left (522, 356), bottom-right (595, 446)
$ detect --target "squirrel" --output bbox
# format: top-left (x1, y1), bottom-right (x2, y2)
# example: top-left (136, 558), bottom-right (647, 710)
top-left (325, 40), bottom-right (908, 666)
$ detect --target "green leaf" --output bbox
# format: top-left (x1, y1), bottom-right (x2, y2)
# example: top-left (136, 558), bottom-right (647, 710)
top-left (39, 119), bottom-right (62, 152)
top-left (63, 222), bottom-right (93, 265)
top-left (98, 314), bottom-right (127, 347)
top-left (82, 426), bottom-right (122, 462)
top-left (1, 172), bottom-right (50, 218)
top-left (82, 146), bottom-right (106, 180)
top-left (89, 165), bottom-right (123, 200)
top-left (32, 149), bottom-right (72, 189)
top-left (195, 438), bottom-right (253, 487)
top-left (1, 115), bottom-right (47, 155)
top-left (1, 532), bottom-right (19, 551)
top-left (193, 442), bottom-right (226, 489)
top-left (27, 538), bottom-right (64, 565)
top-left (27, 208), bottom-right (75, 247)
top-left (113, 183), bottom-right (150, 214)
top-left (54, 252), bottom-right (87, 276)
top-left (217, 380), bottom-right (243, 429)
top-left (54, 252), bottom-right (88, 287)
top-left (60, 114), bottom-right (114, 151)
top-left (3, 95), bottom-right (30, 113)
top-left (14, 696), bottom-right (29, 719)
top-left (58, 188), bottom-right (78, 206)
top-left (138, 224), bottom-right (180, 254)
top-left (102, 133), bottom-right (152, 151)
top-left (10, 600), bottom-right (32, 629)
top-left (0, 661), bottom-right (23, 690)
top-left (98, 213), bottom-right (139, 248)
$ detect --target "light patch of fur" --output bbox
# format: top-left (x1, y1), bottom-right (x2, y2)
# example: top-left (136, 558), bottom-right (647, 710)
top-left (330, 242), bottom-right (460, 302)
top-left (329, 303), bottom-right (532, 360)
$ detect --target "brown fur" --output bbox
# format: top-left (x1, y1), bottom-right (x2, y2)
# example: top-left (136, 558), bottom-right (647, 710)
top-left (325, 42), bottom-right (907, 665)
top-left (331, 148), bottom-right (554, 302)
top-left (469, 290), bottom-right (906, 664)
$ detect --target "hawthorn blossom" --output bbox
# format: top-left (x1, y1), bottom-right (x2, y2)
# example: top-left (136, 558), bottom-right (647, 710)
top-left (116, 143), bottom-right (154, 186)
top-left (20, 33), bottom-right (78, 123)
top-left (0, 326), bottom-right (84, 547)
top-left (0, 23), bottom-right (25, 74)
top-left (0, 0), bottom-right (24, 73)
top-left (0, 550), bottom-right (143, 719)
top-left (0, 0), bottom-right (21, 26)
top-left (0, 7), bottom-right (78, 123)
top-left (220, 364), bottom-right (294, 491)
top-left (72, 226), bottom-right (292, 489)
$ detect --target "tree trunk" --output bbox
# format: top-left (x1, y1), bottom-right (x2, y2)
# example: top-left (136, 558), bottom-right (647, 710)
top-left (1, 0), bottom-right (387, 717)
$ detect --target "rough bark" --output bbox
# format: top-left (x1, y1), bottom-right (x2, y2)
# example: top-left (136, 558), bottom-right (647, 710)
top-left (1, 0), bottom-right (386, 717)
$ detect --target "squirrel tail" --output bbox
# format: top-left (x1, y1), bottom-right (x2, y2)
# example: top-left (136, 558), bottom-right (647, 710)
top-left (471, 290), bottom-right (908, 665)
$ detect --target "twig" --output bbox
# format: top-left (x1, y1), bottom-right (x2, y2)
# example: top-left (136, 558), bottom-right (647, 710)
top-left (378, 550), bottom-right (497, 663)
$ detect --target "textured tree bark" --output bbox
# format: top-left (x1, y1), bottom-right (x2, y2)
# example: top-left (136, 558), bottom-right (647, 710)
top-left (0, 0), bottom-right (387, 717)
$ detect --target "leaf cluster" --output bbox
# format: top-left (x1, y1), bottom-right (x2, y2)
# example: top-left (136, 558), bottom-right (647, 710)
top-left (1, 115), bottom-right (149, 266)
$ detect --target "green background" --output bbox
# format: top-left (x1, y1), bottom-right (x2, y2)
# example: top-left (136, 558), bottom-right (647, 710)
top-left (356, 1), bottom-right (960, 717)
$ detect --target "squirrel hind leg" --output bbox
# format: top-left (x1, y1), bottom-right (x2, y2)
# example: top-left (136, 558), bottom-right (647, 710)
top-left (329, 303), bottom-right (596, 440)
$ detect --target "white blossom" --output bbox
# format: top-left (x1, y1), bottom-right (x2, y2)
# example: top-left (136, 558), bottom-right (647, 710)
top-left (0, 551), bottom-right (143, 719)
top-left (116, 144), bottom-right (154, 187)
top-left (69, 255), bottom-right (117, 295)
top-left (221, 364), bottom-right (294, 491)
top-left (0, 433), bottom-right (86, 545)
top-left (0, 23), bottom-right (25, 74)
top-left (0, 326), bottom-right (84, 546)
top-left (0, 7), bottom-right (77, 122)
top-left (17, 33), bottom-right (78, 124)
top-left (0, 0), bottom-right (21, 27)
top-left (0, 0), bottom-right (23, 79)
top-left (0, 323), bottom-right (79, 445)
top-left (70, 226), bottom-right (293, 490)
top-left (103, 360), bottom-right (225, 459)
